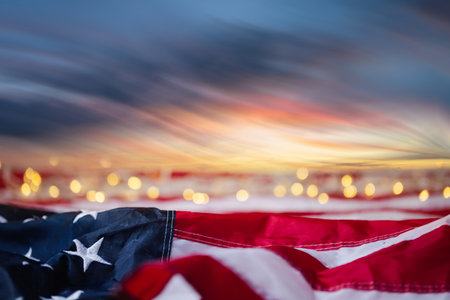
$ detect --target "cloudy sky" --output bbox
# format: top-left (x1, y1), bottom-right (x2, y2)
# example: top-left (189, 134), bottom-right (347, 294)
top-left (0, 0), bottom-right (449, 171)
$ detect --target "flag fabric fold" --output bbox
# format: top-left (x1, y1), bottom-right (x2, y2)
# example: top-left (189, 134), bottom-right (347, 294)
top-left (1, 204), bottom-right (449, 299)
top-left (119, 211), bottom-right (450, 300)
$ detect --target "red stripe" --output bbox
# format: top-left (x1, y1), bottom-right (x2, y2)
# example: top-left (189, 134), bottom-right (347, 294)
top-left (118, 255), bottom-right (265, 300)
top-left (271, 225), bottom-right (450, 293)
top-left (118, 265), bottom-right (173, 300)
top-left (175, 211), bottom-right (436, 250)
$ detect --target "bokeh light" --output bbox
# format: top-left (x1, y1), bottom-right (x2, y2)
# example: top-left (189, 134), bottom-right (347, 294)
top-left (307, 184), bottom-right (319, 198)
top-left (296, 168), bottom-right (309, 180)
top-left (48, 185), bottom-right (60, 198)
top-left (128, 176), bottom-right (142, 190)
top-left (95, 191), bottom-right (105, 203)
top-left (365, 183), bottom-right (375, 197)
top-left (341, 175), bottom-right (353, 187)
top-left (86, 190), bottom-right (96, 202)
top-left (107, 173), bottom-right (120, 186)
top-left (147, 186), bottom-right (159, 199)
top-left (274, 185), bottom-right (287, 198)
top-left (419, 190), bottom-right (429, 202)
top-left (343, 185), bottom-right (357, 198)
top-left (290, 183), bottom-right (304, 196)
top-left (70, 180), bottom-right (82, 194)
top-left (317, 193), bottom-right (329, 204)
top-left (21, 183), bottom-right (31, 197)
top-left (393, 182), bottom-right (403, 195)
top-left (236, 189), bottom-right (249, 202)
top-left (183, 188), bottom-right (195, 201)
top-left (193, 193), bottom-right (209, 205)
top-left (444, 187), bottom-right (450, 199)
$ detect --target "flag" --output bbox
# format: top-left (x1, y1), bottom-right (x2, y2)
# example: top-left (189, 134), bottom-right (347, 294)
top-left (1, 204), bottom-right (449, 299)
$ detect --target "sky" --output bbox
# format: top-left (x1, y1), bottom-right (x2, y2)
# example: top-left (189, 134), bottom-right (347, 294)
top-left (0, 0), bottom-right (449, 171)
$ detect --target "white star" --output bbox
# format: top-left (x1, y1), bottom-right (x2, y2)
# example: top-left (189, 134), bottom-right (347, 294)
top-left (64, 237), bottom-right (111, 272)
top-left (0, 215), bottom-right (7, 223)
top-left (73, 210), bottom-right (97, 224)
top-left (24, 247), bottom-right (39, 262)
top-left (22, 247), bottom-right (54, 269)
top-left (40, 290), bottom-right (83, 300)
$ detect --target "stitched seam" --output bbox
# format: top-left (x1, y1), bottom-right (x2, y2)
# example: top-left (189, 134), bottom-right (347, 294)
top-left (173, 233), bottom-right (233, 248)
top-left (174, 227), bottom-right (413, 250)
top-left (167, 210), bottom-right (175, 260)
top-left (313, 282), bottom-right (449, 293)
top-left (175, 229), bottom-right (252, 247)
top-left (174, 228), bottom-right (410, 247)
top-left (173, 233), bottom-right (232, 248)
top-left (299, 228), bottom-right (413, 247)
top-left (161, 211), bottom-right (169, 262)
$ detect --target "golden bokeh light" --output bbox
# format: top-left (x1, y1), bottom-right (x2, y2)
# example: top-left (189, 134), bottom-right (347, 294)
top-left (107, 173), bottom-right (120, 186)
top-left (343, 185), bottom-right (357, 198)
top-left (48, 185), bottom-right (60, 198)
top-left (236, 189), bottom-right (249, 202)
top-left (21, 183), bottom-right (31, 196)
top-left (341, 174), bottom-right (353, 187)
top-left (147, 186), bottom-right (160, 199)
top-left (70, 179), bottom-right (82, 194)
top-left (193, 192), bottom-right (209, 204)
top-left (31, 172), bottom-right (41, 186)
top-left (95, 191), bottom-right (105, 203)
top-left (306, 184), bottom-right (319, 198)
top-left (274, 185), bottom-right (287, 198)
top-left (393, 181), bottom-right (403, 195)
top-left (24, 168), bottom-right (34, 180)
top-left (290, 182), bottom-right (304, 196)
top-left (317, 193), bottom-right (329, 204)
top-left (86, 190), bottom-right (96, 202)
top-left (128, 176), bottom-right (142, 190)
top-left (365, 183), bottom-right (375, 197)
top-left (183, 188), bottom-right (195, 200)
top-left (419, 189), bottom-right (429, 202)
top-left (30, 183), bottom-right (39, 192)
top-left (443, 186), bottom-right (450, 199)
top-left (296, 168), bottom-right (309, 180)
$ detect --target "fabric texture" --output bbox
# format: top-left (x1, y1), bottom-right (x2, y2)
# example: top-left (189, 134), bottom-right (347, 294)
top-left (0, 205), bottom-right (175, 299)
top-left (119, 211), bottom-right (450, 300)
top-left (1, 204), bottom-right (449, 299)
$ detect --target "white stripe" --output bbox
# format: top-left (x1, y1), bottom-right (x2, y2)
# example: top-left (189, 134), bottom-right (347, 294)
top-left (172, 238), bottom-right (314, 300)
top-left (298, 214), bottom-right (450, 268)
top-left (154, 274), bottom-right (201, 300)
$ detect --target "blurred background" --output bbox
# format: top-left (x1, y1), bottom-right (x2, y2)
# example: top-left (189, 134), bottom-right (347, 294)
top-left (0, 1), bottom-right (449, 216)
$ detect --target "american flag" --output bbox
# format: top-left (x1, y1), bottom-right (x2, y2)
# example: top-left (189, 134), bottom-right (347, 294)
top-left (1, 203), bottom-right (449, 299)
